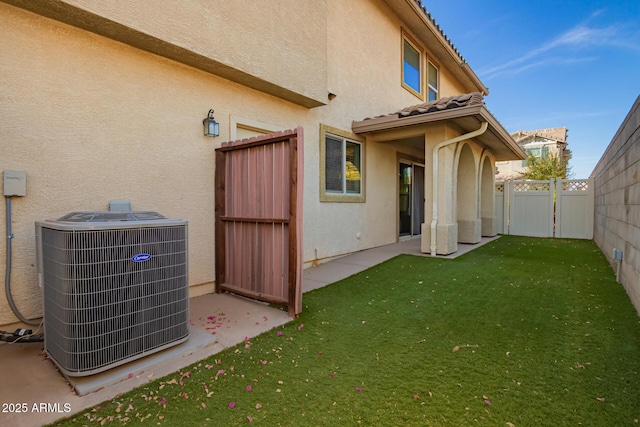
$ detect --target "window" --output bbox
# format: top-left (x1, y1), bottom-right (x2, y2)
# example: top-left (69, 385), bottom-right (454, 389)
top-left (524, 146), bottom-right (550, 159)
top-left (522, 146), bottom-right (550, 166)
top-left (402, 35), bottom-right (422, 97)
top-left (427, 61), bottom-right (439, 101)
top-left (320, 125), bottom-right (365, 202)
top-left (325, 136), bottom-right (361, 194)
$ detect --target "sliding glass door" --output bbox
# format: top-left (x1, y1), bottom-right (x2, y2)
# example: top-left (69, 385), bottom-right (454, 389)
top-left (399, 161), bottom-right (425, 237)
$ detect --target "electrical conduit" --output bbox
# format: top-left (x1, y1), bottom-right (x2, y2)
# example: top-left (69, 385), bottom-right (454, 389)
top-left (431, 121), bottom-right (488, 256)
top-left (5, 197), bottom-right (40, 325)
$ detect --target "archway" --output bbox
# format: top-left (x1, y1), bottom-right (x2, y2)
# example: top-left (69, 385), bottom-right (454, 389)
top-left (456, 143), bottom-right (480, 243)
top-left (480, 155), bottom-right (496, 236)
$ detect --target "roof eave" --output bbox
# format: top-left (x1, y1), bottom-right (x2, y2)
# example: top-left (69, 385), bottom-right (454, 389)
top-left (477, 109), bottom-right (526, 161)
top-left (352, 104), bottom-right (483, 133)
top-left (352, 105), bottom-right (525, 161)
top-left (461, 62), bottom-right (489, 96)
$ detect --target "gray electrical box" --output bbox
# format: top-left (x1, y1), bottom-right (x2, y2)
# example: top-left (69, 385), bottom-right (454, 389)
top-left (612, 248), bottom-right (623, 261)
top-left (109, 200), bottom-right (132, 212)
top-left (3, 170), bottom-right (27, 196)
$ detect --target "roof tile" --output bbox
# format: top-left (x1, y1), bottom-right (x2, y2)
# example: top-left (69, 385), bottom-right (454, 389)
top-left (413, 0), bottom-right (466, 63)
top-left (397, 92), bottom-right (484, 117)
top-left (361, 92), bottom-right (484, 121)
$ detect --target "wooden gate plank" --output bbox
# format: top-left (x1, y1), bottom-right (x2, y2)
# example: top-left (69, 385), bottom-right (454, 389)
top-left (288, 131), bottom-right (299, 316)
top-left (214, 150), bottom-right (227, 290)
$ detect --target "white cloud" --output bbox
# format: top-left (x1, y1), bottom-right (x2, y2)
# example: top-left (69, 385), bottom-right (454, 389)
top-left (479, 11), bottom-right (637, 80)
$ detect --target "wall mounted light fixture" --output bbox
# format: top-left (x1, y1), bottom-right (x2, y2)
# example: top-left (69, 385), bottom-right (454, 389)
top-left (203, 109), bottom-right (219, 137)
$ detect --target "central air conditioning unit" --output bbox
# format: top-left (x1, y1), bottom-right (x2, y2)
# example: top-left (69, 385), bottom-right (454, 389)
top-left (36, 211), bottom-right (189, 377)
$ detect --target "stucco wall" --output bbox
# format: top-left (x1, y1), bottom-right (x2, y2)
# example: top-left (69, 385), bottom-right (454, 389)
top-left (1, 0), bottom-right (328, 108)
top-left (0, 0), bottom-right (484, 326)
top-left (0, 3), bottom-right (311, 325)
top-left (592, 95), bottom-right (640, 314)
top-left (304, 0), bottom-right (479, 263)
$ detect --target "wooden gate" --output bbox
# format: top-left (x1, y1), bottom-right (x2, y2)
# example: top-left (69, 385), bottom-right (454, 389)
top-left (215, 127), bottom-right (303, 316)
top-left (495, 178), bottom-right (594, 239)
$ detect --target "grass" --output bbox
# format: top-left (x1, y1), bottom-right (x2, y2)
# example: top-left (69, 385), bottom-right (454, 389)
top-left (51, 236), bottom-right (640, 426)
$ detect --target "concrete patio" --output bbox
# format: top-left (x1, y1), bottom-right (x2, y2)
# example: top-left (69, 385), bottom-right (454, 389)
top-left (0, 237), bottom-right (496, 426)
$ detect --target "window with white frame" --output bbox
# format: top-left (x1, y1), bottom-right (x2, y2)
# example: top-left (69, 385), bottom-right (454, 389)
top-left (320, 125), bottom-right (365, 202)
top-left (427, 61), bottom-right (439, 101)
top-left (402, 35), bottom-right (422, 97)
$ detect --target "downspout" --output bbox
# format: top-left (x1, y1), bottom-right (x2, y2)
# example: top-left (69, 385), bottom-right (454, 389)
top-left (430, 121), bottom-right (488, 256)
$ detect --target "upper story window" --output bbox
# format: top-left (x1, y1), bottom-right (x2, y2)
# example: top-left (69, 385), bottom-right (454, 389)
top-left (427, 61), bottom-right (439, 101)
top-left (522, 146), bottom-right (550, 166)
top-left (525, 146), bottom-right (550, 159)
top-left (402, 35), bottom-right (422, 97)
top-left (320, 124), bottom-right (365, 203)
top-left (402, 31), bottom-right (440, 101)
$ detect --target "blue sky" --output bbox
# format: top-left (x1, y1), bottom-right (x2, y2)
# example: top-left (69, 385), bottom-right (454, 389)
top-left (425, 0), bottom-right (640, 178)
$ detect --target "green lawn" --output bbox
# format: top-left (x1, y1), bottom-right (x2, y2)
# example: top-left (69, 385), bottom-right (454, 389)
top-left (52, 236), bottom-right (640, 426)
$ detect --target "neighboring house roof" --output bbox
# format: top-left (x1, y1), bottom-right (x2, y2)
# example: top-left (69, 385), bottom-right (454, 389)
top-left (512, 127), bottom-right (568, 143)
top-left (497, 126), bottom-right (571, 179)
top-left (511, 127), bottom-right (571, 160)
top-left (351, 92), bottom-right (525, 161)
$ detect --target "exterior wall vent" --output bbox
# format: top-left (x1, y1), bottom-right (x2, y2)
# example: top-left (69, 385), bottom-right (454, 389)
top-left (36, 211), bottom-right (189, 377)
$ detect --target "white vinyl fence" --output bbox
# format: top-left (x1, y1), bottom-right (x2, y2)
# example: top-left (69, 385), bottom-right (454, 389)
top-left (495, 178), bottom-right (594, 239)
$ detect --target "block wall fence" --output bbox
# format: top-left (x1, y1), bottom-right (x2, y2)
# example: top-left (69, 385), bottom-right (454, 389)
top-left (592, 95), bottom-right (640, 314)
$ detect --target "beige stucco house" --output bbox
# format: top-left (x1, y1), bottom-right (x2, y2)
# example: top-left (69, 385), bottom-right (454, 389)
top-left (496, 127), bottom-right (570, 180)
top-left (0, 0), bottom-right (524, 328)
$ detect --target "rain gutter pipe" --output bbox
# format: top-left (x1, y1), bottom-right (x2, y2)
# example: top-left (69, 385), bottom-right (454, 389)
top-left (430, 121), bottom-right (488, 256)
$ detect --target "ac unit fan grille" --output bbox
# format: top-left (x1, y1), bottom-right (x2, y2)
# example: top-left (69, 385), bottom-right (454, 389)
top-left (40, 223), bottom-right (189, 376)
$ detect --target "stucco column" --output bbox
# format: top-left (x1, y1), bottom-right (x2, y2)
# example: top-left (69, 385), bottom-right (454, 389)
top-left (481, 217), bottom-right (497, 236)
top-left (456, 143), bottom-right (481, 244)
top-left (421, 144), bottom-right (458, 254)
top-left (458, 219), bottom-right (481, 243)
